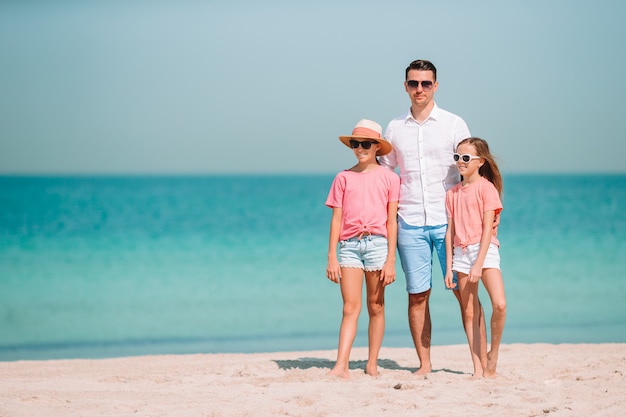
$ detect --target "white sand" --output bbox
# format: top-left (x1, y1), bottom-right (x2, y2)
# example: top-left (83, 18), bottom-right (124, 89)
top-left (1, 343), bottom-right (624, 417)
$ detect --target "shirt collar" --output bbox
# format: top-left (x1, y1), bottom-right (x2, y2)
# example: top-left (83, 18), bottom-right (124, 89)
top-left (404, 103), bottom-right (440, 124)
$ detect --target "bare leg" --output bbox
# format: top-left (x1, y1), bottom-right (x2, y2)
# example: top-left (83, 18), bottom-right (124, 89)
top-left (481, 268), bottom-right (506, 378)
top-left (456, 273), bottom-right (483, 378)
top-left (452, 288), bottom-right (488, 369)
top-left (364, 270), bottom-right (385, 376)
top-left (434, 230), bottom-right (487, 369)
top-left (328, 267), bottom-right (364, 379)
top-left (408, 290), bottom-right (432, 374)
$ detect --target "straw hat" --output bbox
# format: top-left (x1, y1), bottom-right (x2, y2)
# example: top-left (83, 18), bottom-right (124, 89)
top-left (339, 119), bottom-right (392, 156)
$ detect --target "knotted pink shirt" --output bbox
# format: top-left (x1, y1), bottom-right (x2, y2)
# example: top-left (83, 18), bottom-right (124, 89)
top-left (326, 165), bottom-right (400, 241)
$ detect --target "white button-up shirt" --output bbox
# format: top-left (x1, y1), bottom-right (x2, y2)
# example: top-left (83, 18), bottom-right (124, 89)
top-left (379, 104), bottom-right (471, 226)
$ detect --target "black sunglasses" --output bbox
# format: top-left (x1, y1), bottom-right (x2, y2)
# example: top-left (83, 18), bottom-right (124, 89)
top-left (406, 80), bottom-right (434, 91)
top-left (349, 139), bottom-right (378, 150)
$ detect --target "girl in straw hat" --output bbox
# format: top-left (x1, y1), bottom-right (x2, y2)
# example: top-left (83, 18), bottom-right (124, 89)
top-left (325, 119), bottom-right (400, 378)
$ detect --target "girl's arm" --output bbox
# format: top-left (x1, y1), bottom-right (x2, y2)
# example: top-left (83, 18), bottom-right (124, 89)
top-left (326, 207), bottom-right (343, 283)
top-left (468, 209), bottom-right (496, 283)
top-left (444, 216), bottom-right (456, 289)
top-left (380, 201), bottom-right (398, 287)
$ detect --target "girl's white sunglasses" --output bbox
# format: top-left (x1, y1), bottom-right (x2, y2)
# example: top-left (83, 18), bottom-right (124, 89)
top-left (453, 153), bottom-right (481, 163)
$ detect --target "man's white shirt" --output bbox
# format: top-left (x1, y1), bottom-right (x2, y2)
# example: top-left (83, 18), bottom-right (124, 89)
top-left (379, 103), bottom-right (471, 227)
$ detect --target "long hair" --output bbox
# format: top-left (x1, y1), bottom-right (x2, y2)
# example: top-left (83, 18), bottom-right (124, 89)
top-left (458, 137), bottom-right (503, 197)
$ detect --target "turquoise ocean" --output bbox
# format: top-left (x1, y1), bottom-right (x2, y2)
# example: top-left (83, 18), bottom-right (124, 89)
top-left (1, 174), bottom-right (625, 361)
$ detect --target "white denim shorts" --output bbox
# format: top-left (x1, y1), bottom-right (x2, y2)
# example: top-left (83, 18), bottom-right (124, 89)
top-left (452, 243), bottom-right (501, 274)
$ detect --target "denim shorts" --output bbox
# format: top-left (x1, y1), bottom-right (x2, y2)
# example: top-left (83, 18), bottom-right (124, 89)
top-left (397, 218), bottom-right (458, 293)
top-left (339, 235), bottom-right (388, 272)
top-left (452, 243), bottom-right (501, 274)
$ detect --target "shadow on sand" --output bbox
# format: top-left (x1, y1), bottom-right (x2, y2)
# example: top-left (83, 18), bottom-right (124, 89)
top-left (273, 357), bottom-right (465, 375)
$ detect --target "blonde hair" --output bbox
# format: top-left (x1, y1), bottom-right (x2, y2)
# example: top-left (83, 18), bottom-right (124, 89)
top-left (458, 137), bottom-right (503, 196)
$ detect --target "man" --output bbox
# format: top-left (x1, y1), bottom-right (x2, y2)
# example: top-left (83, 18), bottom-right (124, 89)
top-left (379, 59), bottom-right (487, 374)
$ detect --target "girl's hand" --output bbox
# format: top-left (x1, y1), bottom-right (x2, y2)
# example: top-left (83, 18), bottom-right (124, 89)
top-left (326, 259), bottom-right (341, 284)
top-left (380, 261), bottom-right (396, 287)
top-left (468, 264), bottom-right (482, 283)
top-left (444, 271), bottom-right (455, 289)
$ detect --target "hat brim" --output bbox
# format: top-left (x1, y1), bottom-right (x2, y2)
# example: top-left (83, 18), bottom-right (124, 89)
top-left (338, 136), bottom-right (393, 156)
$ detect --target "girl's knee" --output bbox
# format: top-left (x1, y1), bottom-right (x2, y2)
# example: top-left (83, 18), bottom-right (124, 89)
top-left (343, 303), bottom-right (361, 317)
top-left (492, 300), bottom-right (506, 315)
top-left (367, 301), bottom-right (385, 317)
top-left (463, 306), bottom-right (476, 321)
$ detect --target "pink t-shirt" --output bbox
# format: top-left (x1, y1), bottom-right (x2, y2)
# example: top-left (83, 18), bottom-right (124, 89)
top-left (325, 165), bottom-right (400, 241)
top-left (445, 176), bottom-right (502, 249)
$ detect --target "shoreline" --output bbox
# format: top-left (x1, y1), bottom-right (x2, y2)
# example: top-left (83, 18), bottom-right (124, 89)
top-left (2, 343), bottom-right (624, 416)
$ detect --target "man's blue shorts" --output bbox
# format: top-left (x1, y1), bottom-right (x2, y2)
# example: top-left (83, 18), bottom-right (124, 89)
top-left (397, 218), bottom-right (458, 293)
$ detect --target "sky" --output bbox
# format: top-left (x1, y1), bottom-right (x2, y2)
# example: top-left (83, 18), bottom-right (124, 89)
top-left (1, 0), bottom-right (625, 175)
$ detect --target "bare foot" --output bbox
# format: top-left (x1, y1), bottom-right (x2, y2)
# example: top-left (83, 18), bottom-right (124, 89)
top-left (327, 367), bottom-right (349, 379)
top-left (484, 351), bottom-right (498, 378)
top-left (414, 364), bottom-right (432, 375)
top-left (365, 362), bottom-right (379, 377)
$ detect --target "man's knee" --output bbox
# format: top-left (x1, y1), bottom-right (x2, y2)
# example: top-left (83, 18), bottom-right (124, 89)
top-left (408, 290), bottom-right (431, 307)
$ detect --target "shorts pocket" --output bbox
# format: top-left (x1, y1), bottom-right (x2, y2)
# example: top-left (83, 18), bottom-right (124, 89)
top-left (370, 236), bottom-right (388, 248)
top-left (339, 239), bottom-right (358, 249)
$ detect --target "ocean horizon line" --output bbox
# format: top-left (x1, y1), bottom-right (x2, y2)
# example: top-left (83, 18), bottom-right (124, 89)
top-left (1, 171), bottom-right (625, 178)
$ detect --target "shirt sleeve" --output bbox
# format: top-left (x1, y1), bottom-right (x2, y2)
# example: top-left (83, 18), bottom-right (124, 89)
top-left (325, 173), bottom-right (345, 208)
top-left (389, 172), bottom-right (401, 203)
top-left (481, 180), bottom-right (503, 214)
top-left (378, 123), bottom-right (398, 170)
top-left (445, 189), bottom-right (454, 218)
top-left (453, 117), bottom-right (471, 146)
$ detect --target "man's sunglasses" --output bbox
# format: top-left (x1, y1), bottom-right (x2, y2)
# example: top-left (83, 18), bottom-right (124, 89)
top-left (453, 153), bottom-right (481, 163)
top-left (349, 139), bottom-right (378, 150)
top-left (406, 80), bottom-right (434, 91)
